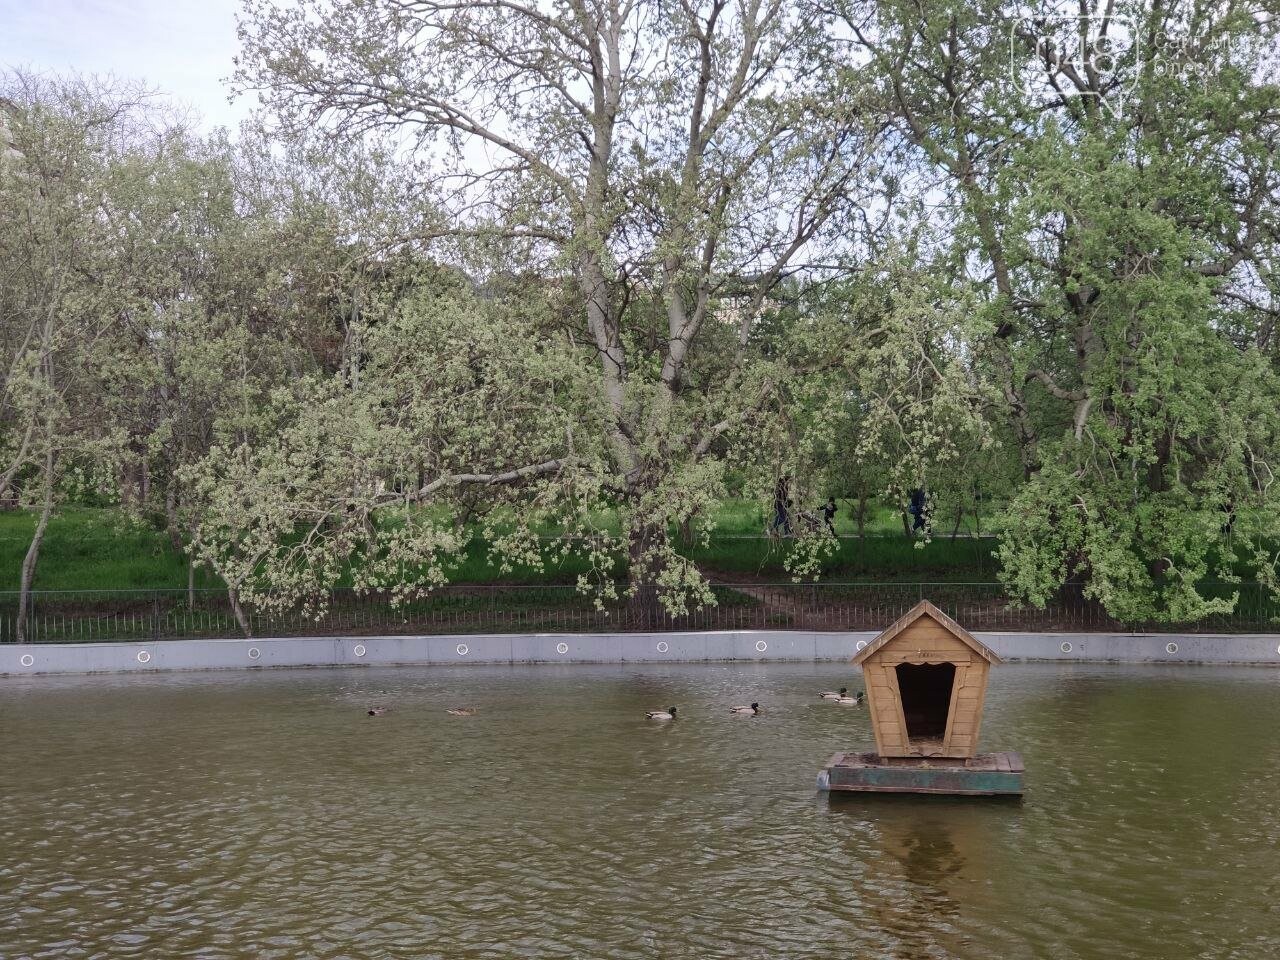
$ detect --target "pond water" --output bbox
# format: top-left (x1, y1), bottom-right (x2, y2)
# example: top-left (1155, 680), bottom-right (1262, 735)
top-left (2, 662), bottom-right (1279, 959)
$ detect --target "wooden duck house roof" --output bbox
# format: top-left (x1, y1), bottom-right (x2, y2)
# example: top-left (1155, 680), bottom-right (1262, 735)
top-left (852, 600), bottom-right (1001, 666)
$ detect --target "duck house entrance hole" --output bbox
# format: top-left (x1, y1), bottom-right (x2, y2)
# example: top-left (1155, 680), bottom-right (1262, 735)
top-left (895, 662), bottom-right (955, 743)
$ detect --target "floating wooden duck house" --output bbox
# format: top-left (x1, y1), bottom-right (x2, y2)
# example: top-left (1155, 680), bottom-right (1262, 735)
top-left (857, 599), bottom-right (996, 759)
top-left (818, 601), bottom-right (1024, 797)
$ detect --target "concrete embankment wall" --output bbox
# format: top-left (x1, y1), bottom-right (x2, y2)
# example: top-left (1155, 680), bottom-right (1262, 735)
top-left (4, 630), bottom-right (1280, 676)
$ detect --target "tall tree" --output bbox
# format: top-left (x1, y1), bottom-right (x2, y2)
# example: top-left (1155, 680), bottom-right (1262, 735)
top-left (105, 127), bottom-right (363, 627)
top-left (0, 73), bottom-right (162, 638)
top-left (837, 0), bottom-right (1280, 619)
top-left (232, 0), bottom-right (886, 604)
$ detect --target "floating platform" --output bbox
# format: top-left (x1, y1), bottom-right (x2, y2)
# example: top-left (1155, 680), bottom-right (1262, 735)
top-left (817, 750), bottom-right (1025, 797)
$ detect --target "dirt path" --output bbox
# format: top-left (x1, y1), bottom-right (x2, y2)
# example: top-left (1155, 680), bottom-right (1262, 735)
top-left (702, 568), bottom-right (832, 630)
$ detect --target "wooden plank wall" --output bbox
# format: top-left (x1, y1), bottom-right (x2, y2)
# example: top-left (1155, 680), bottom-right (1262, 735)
top-left (862, 661), bottom-right (906, 755)
top-left (941, 660), bottom-right (988, 757)
top-left (862, 616), bottom-right (990, 759)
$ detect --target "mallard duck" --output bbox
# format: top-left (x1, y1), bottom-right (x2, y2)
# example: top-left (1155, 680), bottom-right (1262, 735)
top-left (446, 707), bottom-right (477, 717)
top-left (730, 702), bottom-right (760, 715)
top-left (836, 691), bottom-right (864, 706)
top-left (367, 707), bottom-right (389, 717)
top-left (646, 706), bottom-right (677, 720)
top-left (819, 687), bottom-right (848, 700)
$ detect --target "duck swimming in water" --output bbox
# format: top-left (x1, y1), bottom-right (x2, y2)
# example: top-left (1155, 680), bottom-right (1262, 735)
top-left (367, 707), bottom-right (389, 717)
top-left (835, 691), bottom-right (864, 705)
top-left (729, 702), bottom-right (760, 715)
top-left (819, 687), bottom-right (848, 700)
top-left (646, 706), bottom-right (677, 720)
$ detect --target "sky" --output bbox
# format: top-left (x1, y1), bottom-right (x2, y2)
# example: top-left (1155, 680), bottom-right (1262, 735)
top-left (0, 0), bottom-right (251, 130)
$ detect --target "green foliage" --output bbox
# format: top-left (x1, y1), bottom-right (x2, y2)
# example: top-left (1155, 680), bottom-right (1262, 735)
top-left (832, 0), bottom-right (1280, 621)
top-left (990, 74), bottom-right (1280, 620)
top-left (183, 277), bottom-right (614, 615)
top-left (5, 0), bottom-right (1280, 631)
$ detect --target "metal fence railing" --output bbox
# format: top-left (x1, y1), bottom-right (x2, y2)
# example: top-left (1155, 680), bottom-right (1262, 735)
top-left (2, 582), bottom-right (1278, 644)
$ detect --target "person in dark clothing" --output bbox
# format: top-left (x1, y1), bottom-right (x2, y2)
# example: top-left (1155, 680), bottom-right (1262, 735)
top-left (821, 497), bottom-right (838, 536)
top-left (772, 476), bottom-right (793, 535)
top-left (908, 488), bottom-right (929, 531)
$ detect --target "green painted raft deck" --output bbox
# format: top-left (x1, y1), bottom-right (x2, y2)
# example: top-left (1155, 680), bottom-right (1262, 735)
top-left (817, 750), bottom-right (1025, 797)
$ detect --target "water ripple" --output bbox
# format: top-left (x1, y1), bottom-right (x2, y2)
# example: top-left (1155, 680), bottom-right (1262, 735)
top-left (3, 662), bottom-right (1279, 958)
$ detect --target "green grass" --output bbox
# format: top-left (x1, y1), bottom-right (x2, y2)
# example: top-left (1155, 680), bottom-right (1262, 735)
top-left (0, 502), bottom-right (1000, 594)
top-left (437, 537), bottom-right (623, 585)
top-left (438, 497), bottom-right (1000, 539)
top-left (0, 509), bottom-right (222, 592)
top-left (700, 497), bottom-right (997, 537)
top-left (0, 508), bottom-right (621, 592)
top-left (684, 533), bottom-right (998, 580)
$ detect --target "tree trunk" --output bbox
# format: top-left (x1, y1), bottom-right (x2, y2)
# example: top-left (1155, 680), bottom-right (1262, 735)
top-left (164, 476), bottom-right (183, 552)
top-left (856, 495), bottom-right (867, 541)
top-left (118, 459), bottom-right (144, 510)
top-left (228, 585), bottom-right (252, 638)
top-left (626, 521), bottom-right (668, 628)
top-left (187, 559), bottom-right (196, 611)
top-left (15, 450), bottom-right (54, 644)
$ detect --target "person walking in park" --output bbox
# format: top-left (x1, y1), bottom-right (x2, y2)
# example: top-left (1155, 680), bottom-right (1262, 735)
top-left (821, 497), bottom-right (838, 536)
top-left (908, 488), bottom-right (929, 532)
top-left (772, 476), bottom-right (793, 536)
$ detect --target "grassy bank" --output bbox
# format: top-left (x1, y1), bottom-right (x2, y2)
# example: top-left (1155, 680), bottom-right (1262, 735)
top-left (0, 502), bottom-right (999, 593)
top-left (687, 535), bottom-right (997, 580)
top-left (0, 510), bottom-right (221, 591)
